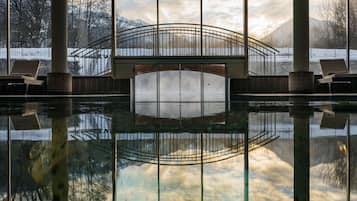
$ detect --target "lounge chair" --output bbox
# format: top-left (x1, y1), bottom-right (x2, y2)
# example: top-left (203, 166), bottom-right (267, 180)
top-left (318, 59), bottom-right (352, 93)
top-left (320, 105), bottom-right (348, 129)
top-left (10, 102), bottom-right (41, 130)
top-left (0, 60), bottom-right (43, 94)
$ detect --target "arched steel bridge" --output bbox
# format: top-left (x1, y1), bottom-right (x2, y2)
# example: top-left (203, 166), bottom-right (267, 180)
top-left (70, 23), bottom-right (279, 76)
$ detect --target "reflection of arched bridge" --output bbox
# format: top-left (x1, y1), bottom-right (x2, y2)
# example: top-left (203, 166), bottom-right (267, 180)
top-left (117, 132), bottom-right (279, 166)
top-left (70, 23), bottom-right (279, 76)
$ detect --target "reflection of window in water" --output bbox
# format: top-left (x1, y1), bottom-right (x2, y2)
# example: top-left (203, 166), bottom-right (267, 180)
top-left (134, 64), bottom-right (226, 102)
top-left (135, 102), bottom-right (226, 119)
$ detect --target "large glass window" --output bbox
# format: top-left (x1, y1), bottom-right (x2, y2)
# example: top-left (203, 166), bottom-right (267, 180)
top-left (116, 0), bottom-right (156, 57)
top-left (159, 0), bottom-right (200, 56)
top-left (203, 0), bottom-right (243, 57)
top-left (116, 133), bottom-right (158, 201)
top-left (248, 0), bottom-right (293, 75)
top-left (0, 0), bottom-right (6, 75)
top-left (310, 111), bottom-right (348, 200)
top-left (350, 113), bottom-right (357, 199)
top-left (350, 0), bottom-right (357, 73)
top-left (203, 0), bottom-right (242, 32)
top-left (310, 0), bottom-right (347, 74)
top-left (203, 134), bottom-right (244, 201)
top-left (10, 0), bottom-right (51, 76)
top-left (249, 112), bottom-right (294, 200)
top-left (68, 0), bottom-right (112, 75)
top-left (0, 116), bottom-right (8, 200)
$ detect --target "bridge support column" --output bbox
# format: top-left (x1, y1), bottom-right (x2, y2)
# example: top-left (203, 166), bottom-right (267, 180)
top-left (289, 0), bottom-right (314, 93)
top-left (47, 0), bottom-right (72, 94)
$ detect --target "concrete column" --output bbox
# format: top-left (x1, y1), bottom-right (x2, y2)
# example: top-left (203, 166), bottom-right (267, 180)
top-left (289, 0), bottom-right (314, 93)
top-left (47, 0), bottom-right (72, 94)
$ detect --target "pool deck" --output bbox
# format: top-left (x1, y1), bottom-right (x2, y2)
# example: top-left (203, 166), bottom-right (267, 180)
top-left (0, 94), bottom-right (129, 99)
top-left (0, 93), bottom-right (357, 99)
top-left (233, 93), bottom-right (357, 97)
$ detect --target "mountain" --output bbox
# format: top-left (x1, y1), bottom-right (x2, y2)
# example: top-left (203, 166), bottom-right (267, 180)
top-left (262, 18), bottom-right (330, 48)
top-left (117, 16), bottom-right (148, 30)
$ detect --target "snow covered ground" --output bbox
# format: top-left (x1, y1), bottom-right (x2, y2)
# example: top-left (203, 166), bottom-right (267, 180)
top-left (1, 48), bottom-right (357, 75)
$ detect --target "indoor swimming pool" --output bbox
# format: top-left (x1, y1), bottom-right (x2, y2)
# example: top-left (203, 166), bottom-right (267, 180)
top-left (0, 97), bottom-right (356, 201)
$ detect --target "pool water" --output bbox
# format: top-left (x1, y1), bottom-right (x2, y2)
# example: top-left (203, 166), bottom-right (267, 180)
top-left (0, 98), bottom-right (357, 201)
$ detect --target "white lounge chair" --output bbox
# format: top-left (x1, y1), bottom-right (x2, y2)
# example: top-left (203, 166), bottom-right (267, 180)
top-left (318, 59), bottom-right (352, 93)
top-left (0, 60), bottom-right (44, 94)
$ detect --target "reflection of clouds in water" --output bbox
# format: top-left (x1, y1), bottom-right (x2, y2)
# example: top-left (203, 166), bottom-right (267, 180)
top-left (117, 143), bottom-right (356, 201)
top-left (135, 71), bottom-right (225, 102)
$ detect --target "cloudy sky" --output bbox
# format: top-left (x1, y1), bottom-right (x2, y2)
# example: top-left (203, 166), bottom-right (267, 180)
top-left (117, 0), bottom-right (332, 38)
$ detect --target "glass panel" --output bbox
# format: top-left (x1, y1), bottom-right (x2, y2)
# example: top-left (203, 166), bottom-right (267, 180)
top-left (249, 112), bottom-right (294, 200)
top-left (0, 115), bottom-right (8, 200)
top-left (203, 0), bottom-right (242, 32)
top-left (159, 133), bottom-right (202, 200)
top-left (68, 0), bottom-right (112, 75)
top-left (68, 113), bottom-right (113, 200)
top-left (248, 0), bottom-right (293, 75)
top-left (203, 102), bottom-right (225, 117)
top-left (159, 0), bottom-right (200, 24)
top-left (159, 103), bottom-right (180, 120)
top-left (135, 65), bottom-right (158, 102)
top-left (10, 114), bottom-right (52, 200)
top-left (310, 0), bottom-right (347, 75)
top-left (0, 0), bottom-right (6, 75)
top-left (181, 102), bottom-right (202, 119)
top-left (203, 134), bottom-right (244, 201)
top-left (350, 0), bottom-right (357, 73)
top-left (350, 113), bottom-right (357, 199)
top-left (310, 111), bottom-right (348, 200)
top-left (203, 64), bottom-right (225, 102)
top-left (117, 133), bottom-right (158, 201)
top-left (117, 0), bottom-right (156, 57)
top-left (10, 0), bottom-right (51, 76)
top-left (159, 0), bottom-right (200, 56)
top-left (203, 0), bottom-right (243, 56)
top-left (136, 102), bottom-right (159, 118)
top-left (159, 64), bottom-right (180, 102)
top-left (181, 64), bottom-right (201, 102)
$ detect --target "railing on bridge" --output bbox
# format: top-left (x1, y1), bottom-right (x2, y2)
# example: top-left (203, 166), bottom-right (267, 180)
top-left (70, 23), bottom-right (279, 76)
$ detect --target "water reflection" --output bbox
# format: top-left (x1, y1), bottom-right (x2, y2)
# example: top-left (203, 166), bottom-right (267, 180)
top-left (0, 99), bottom-right (357, 200)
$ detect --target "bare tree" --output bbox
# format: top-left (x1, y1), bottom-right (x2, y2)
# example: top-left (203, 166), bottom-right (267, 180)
top-left (10, 0), bottom-right (51, 47)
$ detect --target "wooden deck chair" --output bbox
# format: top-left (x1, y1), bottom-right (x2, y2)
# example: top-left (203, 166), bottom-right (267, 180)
top-left (318, 59), bottom-right (351, 93)
top-left (0, 60), bottom-right (43, 94)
